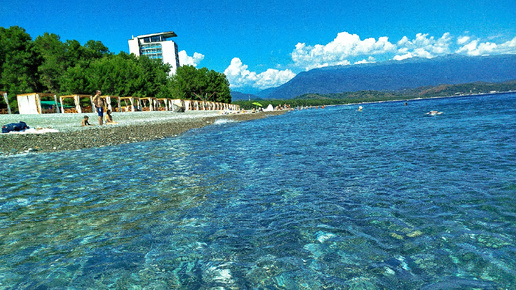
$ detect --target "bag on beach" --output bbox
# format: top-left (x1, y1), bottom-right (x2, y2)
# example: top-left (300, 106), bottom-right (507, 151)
top-left (2, 121), bottom-right (29, 133)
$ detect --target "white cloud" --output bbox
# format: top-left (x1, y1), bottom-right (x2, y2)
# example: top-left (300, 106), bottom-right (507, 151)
top-left (254, 68), bottom-right (297, 89)
top-left (457, 36), bottom-right (471, 45)
top-left (433, 33), bottom-right (453, 54)
top-left (224, 58), bottom-right (295, 90)
top-left (498, 37), bottom-right (516, 54)
top-left (393, 52), bottom-right (413, 61)
top-left (224, 58), bottom-right (257, 88)
top-left (178, 50), bottom-right (205, 67)
top-left (456, 36), bottom-right (516, 56)
top-left (291, 32), bottom-right (395, 70)
top-left (393, 33), bottom-right (452, 60)
top-left (224, 32), bottom-right (516, 91)
top-left (354, 56), bottom-right (376, 64)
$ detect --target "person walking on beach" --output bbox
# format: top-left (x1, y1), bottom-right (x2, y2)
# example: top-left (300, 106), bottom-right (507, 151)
top-left (92, 90), bottom-right (104, 125)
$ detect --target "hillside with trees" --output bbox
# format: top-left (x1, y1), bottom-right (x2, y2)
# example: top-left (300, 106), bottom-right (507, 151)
top-left (0, 26), bottom-right (231, 112)
top-left (233, 80), bottom-right (516, 109)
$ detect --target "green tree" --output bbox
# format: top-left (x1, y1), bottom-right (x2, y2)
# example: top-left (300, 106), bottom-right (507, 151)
top-left (206, 69), bottom-right (231, 103)
top-left (0, 26), bottom-right (42, 109)
top-left (64, 39), bottom-right (86, 67)
top-left (170, 65), bottom-right (231, 103)
top-left (60, 64), bottom-right (89, 94)
top-left (59, 39), bottom-right (111, 94)
top-left (84, 40), bottom-right (110, 59)
top-left (170, 65), bottom-right (204, 99)
top-left (132, 56), bottom-right (170, 98)
top-left (87, 53), bottom-right (135, 96)
top-left (34, 32), bottom-right (67, 93)
top-left (0, 25), bottom-right (232, 107)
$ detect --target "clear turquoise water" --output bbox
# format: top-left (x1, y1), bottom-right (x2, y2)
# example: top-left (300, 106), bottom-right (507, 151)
top-left (1, 94), bottom-right (515, 289)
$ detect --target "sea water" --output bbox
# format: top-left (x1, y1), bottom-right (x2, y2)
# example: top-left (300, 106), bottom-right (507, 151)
top-left (1, 94), bottom-right (515, 289)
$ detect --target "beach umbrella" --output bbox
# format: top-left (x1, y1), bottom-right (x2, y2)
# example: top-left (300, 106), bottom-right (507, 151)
top-left (252, 102), bottom-right (262, 107)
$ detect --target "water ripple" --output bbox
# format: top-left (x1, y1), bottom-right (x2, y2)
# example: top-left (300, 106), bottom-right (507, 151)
top-left (1, 94), bottom-right (515, 288)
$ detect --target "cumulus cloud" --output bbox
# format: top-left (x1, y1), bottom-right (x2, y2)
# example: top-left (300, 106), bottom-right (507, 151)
top-left (393, 33), bottom-right (452, 60)
top-left (224, 31), bottom-right (516, 90)
top-left (354, 56), bottom-right (376, 64)
top-left (224, 58), bottom-right (295, 90)
top-left (291, 32), bottom-right (395, 70)
top-left (456, 36), bottom-right (516, 56)
top-left (393, 52), bottom-right (413, 61)
top-left (178, 50), bottom-right (205, 67)
top-left (457, 36), bottom-right (471, 45)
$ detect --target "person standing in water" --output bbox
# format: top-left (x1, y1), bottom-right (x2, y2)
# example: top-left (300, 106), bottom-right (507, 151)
top-left (92, 90), bottom-right (104, 125)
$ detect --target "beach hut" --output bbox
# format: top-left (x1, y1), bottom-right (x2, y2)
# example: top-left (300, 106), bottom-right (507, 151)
top-left (139, 97), bottom-right (156, 111)
top-left (119, 96), bottom-right (140, 112)
top-left (193, 100), bottom-right (200, 111)
top-left (169, 99), bottom-right (185, 112)
top-left (101, 95), bottom-right (121, 112)
top-left (186, 100), bottom-right (193, 111)
top-left (17, 93), bottom-right (60, 114)
top-left (1, 91), bottom-right (11, 114)
top-left (156, 98), bottom-right (170, 111)
top-left (59, 94), bottom-right (92, 113)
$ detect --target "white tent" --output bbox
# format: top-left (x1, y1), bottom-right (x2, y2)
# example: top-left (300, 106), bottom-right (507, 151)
top-left (17, 93), bottom-right (59, 114)
top-left (263, 104), bottom-right (274, 112)
top-left (17, 94), bottom-right (39, 114)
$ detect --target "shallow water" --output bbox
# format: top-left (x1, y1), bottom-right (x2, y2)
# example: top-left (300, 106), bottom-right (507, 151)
top-left (1, 94), bottom-right (515, 288)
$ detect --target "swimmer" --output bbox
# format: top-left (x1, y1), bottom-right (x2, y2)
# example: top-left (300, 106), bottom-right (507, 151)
top-left (426, 110), bottom-right (443, 115)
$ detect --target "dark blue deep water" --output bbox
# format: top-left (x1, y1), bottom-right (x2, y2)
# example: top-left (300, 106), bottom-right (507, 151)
top-left (1, 94), bottom-right (515, 289)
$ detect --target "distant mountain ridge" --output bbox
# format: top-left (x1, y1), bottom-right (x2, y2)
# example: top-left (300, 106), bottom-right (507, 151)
top-left (233, 54), bottom-right (516, 100)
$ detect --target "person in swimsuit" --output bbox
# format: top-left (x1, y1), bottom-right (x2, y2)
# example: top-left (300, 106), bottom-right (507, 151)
top-left (81, 115), bottom-right (93, 126)
top-left (92, 90), bottom-right (104, 125)
top-left (105, 109), bottom-right (118, 124)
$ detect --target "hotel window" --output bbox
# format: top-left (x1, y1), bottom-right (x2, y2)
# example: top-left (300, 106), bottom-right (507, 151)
top-left (140, 43), bottom-right (163, 59)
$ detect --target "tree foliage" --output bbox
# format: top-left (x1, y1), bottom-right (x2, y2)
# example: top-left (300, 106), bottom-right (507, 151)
top-left (170, 65), bottom-right (231, 103)
top-left (0, 26), bottom-right (232, 111)
top-left (0, 26), bottom-right (41, 109)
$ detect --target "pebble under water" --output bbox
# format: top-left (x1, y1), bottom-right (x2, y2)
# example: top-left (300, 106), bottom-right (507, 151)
top-left (1, 94), bottom-right (515, 288)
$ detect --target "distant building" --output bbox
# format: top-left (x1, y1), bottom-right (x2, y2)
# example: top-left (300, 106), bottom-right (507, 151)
top-left (128, 31), bottom-right (180, 74)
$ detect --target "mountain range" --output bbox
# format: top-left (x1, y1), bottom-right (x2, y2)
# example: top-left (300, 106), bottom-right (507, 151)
top-left (231, 54), bottom-right (516, 100)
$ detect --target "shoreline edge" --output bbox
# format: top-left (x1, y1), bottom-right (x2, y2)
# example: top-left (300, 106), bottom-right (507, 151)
top-left (0, 111), bottom-right (286, 155)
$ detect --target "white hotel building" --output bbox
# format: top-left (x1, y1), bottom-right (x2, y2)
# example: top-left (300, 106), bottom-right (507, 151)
top-left (128, 31), bottom-right (180, 74)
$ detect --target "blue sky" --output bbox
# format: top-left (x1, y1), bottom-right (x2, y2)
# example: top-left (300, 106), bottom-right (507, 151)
top-left (1, 0), bottom-right (515, 93)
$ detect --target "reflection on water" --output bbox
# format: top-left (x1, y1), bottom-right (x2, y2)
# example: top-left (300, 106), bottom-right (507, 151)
top-left (1, 94), bottom-right (515, 288)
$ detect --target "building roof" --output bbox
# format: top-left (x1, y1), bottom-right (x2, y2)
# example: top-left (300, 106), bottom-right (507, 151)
top-left (134, 31), bottom-right (177, 39)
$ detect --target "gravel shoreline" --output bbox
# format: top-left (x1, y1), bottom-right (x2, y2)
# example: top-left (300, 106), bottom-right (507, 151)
top-left (0, 111), bottom-right (286, 155)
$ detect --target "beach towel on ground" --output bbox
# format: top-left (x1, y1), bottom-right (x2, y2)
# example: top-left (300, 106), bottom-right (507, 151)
top-left (2, 121), bottom-right (30, 133)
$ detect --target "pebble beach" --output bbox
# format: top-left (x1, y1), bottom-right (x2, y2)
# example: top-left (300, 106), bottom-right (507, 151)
top-left (0, 110), bottom-right (286, 155)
